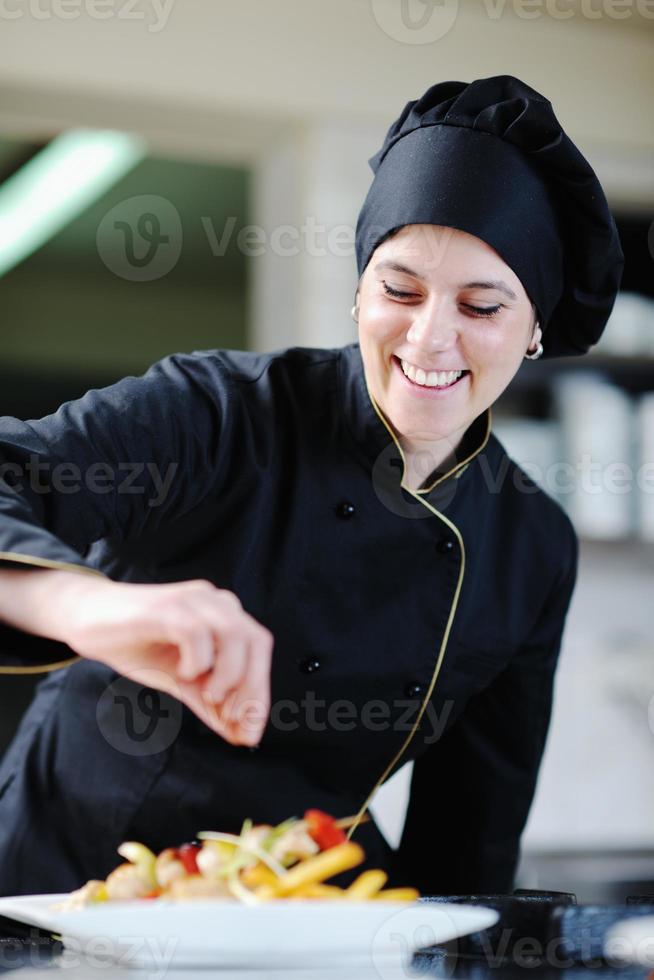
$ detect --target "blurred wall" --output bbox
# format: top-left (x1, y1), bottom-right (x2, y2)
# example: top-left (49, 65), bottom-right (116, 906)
top-left (0, 0), bottom-right (652, 163)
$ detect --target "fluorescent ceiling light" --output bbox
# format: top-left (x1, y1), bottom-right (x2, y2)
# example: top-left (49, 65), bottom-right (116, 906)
top-left (0, 129), bottom-right (146, 278)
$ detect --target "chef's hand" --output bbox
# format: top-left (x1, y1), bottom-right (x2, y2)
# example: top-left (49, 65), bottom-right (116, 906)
top-left (0, 570), bottom-right (273, 747)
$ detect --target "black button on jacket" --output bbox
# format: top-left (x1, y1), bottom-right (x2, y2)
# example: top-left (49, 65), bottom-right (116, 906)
top-left (0, 343), bottom-right (578, 897)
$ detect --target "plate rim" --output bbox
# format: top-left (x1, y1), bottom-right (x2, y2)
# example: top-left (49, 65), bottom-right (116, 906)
top-left (0, 891), bottom-right (500, 963)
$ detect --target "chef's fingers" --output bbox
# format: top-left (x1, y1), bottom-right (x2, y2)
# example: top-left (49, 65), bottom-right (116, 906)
top-left (181, 589), bottom-right (267, 700)
top-left (176, 670), bottom-right (261, 747)
top-left (149, 583), bottom-right (272, 745)
top-left (138, 643), bottom-right (264, 748)
top-left (205, 626), bottom-right (249, 704)
top-left (172, 678), bottom-right (238, 743)
top-left (110, 642), bottom-right (229, 741)
top-left (188, 617), bottom-right (272, 746)
top-left (221, 625), bottom-right (273, 744)
top-left (179, 592), bottom-right (250, 703)
top-left (158, 610), bottom-right (216, 683)
top-left (155, 582), bottom-right (244, 685)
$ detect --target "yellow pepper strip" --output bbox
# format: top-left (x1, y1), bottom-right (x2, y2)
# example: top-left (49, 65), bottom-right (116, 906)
top-left (344, 869), bottom-right (388, 899)
top-left (256, 842), bottom-right (365, 899)
top-left (372, 887), bottom-right (420, 902)
top-left (291, 883), bottom-right (345, 899)
top-left (90, 883), bottom-right (108, 903)
top-left (240, 863), bottom-right (279, 889)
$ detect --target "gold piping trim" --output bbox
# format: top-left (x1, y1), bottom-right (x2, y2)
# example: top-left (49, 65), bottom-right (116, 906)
top-left (0, 657), bottom-right (80, 675)
top-left (346, 384), bottom-right (491, 841)
top-left (360, 370), bottom-right (492, 493)
top-left (0, 553), bottom-right (106, 577)
top-left (0, 553), bottom-right (107, 676)
top-left (415, 405), bottom-right (492, 493)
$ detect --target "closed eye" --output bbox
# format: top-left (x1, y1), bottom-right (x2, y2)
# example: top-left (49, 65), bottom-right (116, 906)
top-left (382, 282), bottom-right (504, 317)
top-left (382, 281), bottom-right (417, 299)
top-left (461, 304), bottom-right (503, 318)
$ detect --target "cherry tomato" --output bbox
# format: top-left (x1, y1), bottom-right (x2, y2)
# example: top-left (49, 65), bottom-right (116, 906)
top-left (304, 809), bottom-right (347, 850)
top-left (177, 843), bottom-right (201, 875)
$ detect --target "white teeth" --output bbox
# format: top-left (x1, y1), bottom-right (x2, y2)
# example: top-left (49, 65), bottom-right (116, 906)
top-left (400, 360), bottom-right (465, 388)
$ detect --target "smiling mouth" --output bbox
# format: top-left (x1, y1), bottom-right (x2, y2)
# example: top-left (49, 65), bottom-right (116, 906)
top-left (393, 356), bottom-right (471, 390)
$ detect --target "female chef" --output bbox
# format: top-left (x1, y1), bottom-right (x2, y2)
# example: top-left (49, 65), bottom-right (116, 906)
top-left (0, 75), bottom-right (623, 897)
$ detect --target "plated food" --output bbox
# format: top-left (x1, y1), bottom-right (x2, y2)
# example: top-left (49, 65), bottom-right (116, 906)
top-left (57, 809), bottom-right (419, 908)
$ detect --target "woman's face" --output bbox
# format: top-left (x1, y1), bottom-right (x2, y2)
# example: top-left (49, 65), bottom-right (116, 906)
top-left (357, 224), bottom-right (541, 455)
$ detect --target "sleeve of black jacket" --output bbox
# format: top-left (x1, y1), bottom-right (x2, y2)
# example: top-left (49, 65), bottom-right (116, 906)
top-left (390, 522), bottom-right (579, 895)
top-left (0, 352), bottom-right (229, 675)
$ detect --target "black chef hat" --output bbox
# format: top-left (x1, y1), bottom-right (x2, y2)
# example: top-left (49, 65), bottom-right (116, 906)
top-left (355, 75), bottom-right (624, 358)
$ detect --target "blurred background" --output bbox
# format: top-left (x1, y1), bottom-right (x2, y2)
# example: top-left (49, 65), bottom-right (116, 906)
top-left (0, 0), bottom-right (652, 902)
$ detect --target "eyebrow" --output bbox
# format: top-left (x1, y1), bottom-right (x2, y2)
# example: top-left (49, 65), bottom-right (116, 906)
top-left (373, 260), bottom-right (518, 302)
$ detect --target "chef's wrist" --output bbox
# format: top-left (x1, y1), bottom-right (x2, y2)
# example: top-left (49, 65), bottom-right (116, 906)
top-left (0, 567), bottom-right (112, 645)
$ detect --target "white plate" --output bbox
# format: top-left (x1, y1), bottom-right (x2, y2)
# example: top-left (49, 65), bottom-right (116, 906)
top-left (604, 915), bottom-right (654, 967)
top-left (0, 893), bottom-right (498, 970)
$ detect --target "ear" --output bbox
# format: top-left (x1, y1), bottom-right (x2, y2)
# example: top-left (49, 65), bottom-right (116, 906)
top-left (531, 321), bottom-right (543, 347)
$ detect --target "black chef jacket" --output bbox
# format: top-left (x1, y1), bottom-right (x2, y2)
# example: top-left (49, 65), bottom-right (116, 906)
top-left (0, 342), bottom-right (578, 897)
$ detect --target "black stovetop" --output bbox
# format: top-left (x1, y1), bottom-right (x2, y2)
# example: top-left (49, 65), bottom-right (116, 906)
top-left (417, 889), bottom-right (654, 962)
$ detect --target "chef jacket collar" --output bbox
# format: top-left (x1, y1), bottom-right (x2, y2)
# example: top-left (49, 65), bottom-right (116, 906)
top-left (338, 342), bottom-right (491, 493)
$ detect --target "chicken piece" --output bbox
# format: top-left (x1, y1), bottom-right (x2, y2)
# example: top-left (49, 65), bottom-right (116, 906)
top-left (269, 824), bottom-right (320, 864)
top-left (196, 839), bottom-right (239, 877)
top-left (51, 879), bottom-right (107, 911)
top-left (163, 873), bottom-right (234, 900)
top-left (155, 848), bottom-right (186, 889)
top-left (241, 825), bottom-right (273, 849)
top-left (105, 862), bottom-right (154, 900)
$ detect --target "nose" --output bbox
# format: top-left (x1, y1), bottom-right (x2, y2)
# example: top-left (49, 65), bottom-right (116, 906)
top-left (405, 298), bottom-right (458, 353)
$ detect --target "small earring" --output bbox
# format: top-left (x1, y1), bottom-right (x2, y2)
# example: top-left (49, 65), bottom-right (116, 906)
top-left (524, 320), bottom-right (542, 360)
top-left (524, 341), bottom-right (543, 360)
top-left (351, 304), bottom-right (359, 323)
